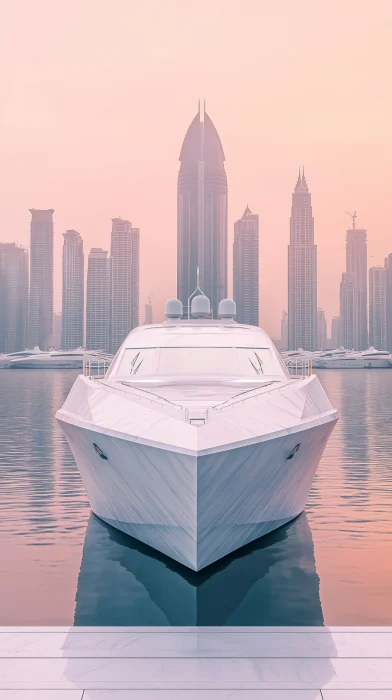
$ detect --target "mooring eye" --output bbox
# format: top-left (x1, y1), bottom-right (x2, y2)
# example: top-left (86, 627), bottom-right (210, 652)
top-left (93, 443), bottom-right (108, 460)
top-left (287, 443), bottom-right (300, 460)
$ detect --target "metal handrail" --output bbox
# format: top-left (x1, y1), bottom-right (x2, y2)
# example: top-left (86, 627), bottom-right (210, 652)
top-left (118, 382), bottom-right (182, 410)
top-left (213, 380), bottom-right (290, 412)
top-left (284, 358), bottom-right (312, 378)
top-left (91, 377), bottom-right (183, 412)
top-left (83, 357), bottom-right (112, 379)
top-left (213, 362), bottom-right (312, 412)
top-left (185, 407), bottom-right (210, 424)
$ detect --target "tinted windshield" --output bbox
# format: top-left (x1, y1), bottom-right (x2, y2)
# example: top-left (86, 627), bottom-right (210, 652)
top-left (109, 346), bottom-right (288, 378)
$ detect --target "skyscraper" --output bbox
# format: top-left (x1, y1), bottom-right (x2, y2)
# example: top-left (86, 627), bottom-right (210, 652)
top-left (346, 218), bottom-right (368, 349)
top-left (233, 206), bottom-right (259, 325)
top-left (28, 208), bottom-right (54, 350)
top-left (339, 272), bottom-right (357, 349)
top-left (130, 226), bottom-right (140, 332)
top-left (61, 230), bottom-right (84, 350)
top-left (110, 218), bottom-right (140, 353)
top-left (384, 253), bottom-right (392, 351)
top-left (86, 248), bottom-right (110, 351)
top-left (316, 307), bottom-right (327, 350)
top-left (288, 170), bottom-right (317, 351)
top-left (331, 316), bottom-right (341, 349)
top-left (369, 266), bottom-right (386, 350)
top-left (51, 312), bottom-right (62, 350)
top-left (0, 243), bottom-right (28, 353)
top-left (280, 310), bottom-right (288, 351)
top-left (177, 103), bottom-right (227, 318)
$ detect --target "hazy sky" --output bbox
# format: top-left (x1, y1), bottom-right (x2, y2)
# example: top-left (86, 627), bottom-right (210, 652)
top-left (1, 0), bottom-right (391, 337)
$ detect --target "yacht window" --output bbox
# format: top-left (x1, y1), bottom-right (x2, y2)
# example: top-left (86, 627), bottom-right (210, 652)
top-left (158, 347), bottom-right (234, 375)
top-left (236, 348), bottom-right (284, 376)
top-left (113, 346), bottom-right (287, 378)
top-left (116, 348), bottom-right (156, 376)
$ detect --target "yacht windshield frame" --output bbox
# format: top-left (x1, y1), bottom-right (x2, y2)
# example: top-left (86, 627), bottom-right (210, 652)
top-left (107, 345), bottom-right (289, 380)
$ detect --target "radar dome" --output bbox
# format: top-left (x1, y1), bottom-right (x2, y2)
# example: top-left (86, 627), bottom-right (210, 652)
top-left (165, 298), bottom-right (183, 319)
top-left (191, 295), bottom-right (210, 318)
top-left (218, 299), bottom-right (236, 319)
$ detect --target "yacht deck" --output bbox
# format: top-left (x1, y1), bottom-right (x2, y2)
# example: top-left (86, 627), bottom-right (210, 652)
top-left (98, 375), bottom-right (296, 421)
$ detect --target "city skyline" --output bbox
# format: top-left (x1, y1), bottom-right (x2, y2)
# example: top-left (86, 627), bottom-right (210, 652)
top-left (2, 173), bottom-right (392, 352)
top-left (6, 162), bottom-right (390, 342)
top-left (1, 2), bottom-right (391, 338)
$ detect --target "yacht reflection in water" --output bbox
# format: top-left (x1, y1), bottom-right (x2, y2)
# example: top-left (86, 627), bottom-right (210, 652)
top-left (74, 511), bottom-right (324, 626)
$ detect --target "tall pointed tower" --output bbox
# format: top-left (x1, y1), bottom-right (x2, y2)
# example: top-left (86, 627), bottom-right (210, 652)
top-left (288, 169), bottom-right (317, 351)
top-left (177, 103), bottom-right (228, 318)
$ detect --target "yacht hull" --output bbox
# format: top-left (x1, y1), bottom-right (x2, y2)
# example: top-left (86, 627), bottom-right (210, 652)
top-left (58, 409), bottom-right (336, 571)
top-left (10, 358), bottom-right (83, 369)
top-left (314, 358), bottom-right (391, 369)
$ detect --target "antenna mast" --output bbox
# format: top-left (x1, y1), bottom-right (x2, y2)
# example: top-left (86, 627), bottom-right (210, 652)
top-left (346, 210), bottom-right (357, 230)
top-left (187, 265), bottom-right (207, 319)
top-left (146, 287), bottom-right (157, 306)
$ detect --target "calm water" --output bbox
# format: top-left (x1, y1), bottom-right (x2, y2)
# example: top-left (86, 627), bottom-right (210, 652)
top-left (0, 369), bottom-right (391, 626)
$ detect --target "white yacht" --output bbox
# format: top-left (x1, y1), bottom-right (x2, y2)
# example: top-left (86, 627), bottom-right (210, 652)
top-left (313, 347), bottom-right (392, 369)
top-left (9, 348), bottom-right (112, 369)
top-left (0, 347), bottom-right (45, 369)
top-left (56, 296), bottom-right (338, 571)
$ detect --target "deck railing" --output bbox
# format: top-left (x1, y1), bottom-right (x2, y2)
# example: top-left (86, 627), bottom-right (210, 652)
top-left (284, 358), bottom-right (312, 378)
top-left (185, 407), bottom-right (210, 425)
top-left (83, 357), bottom-right (112, 379)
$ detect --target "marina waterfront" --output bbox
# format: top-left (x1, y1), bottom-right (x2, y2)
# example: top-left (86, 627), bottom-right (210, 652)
top-left (0, 369), bottom-right (391, 626)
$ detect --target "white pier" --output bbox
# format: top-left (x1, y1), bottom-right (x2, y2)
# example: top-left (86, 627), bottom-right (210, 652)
top-left (1, 627), bottom-right (392, 698)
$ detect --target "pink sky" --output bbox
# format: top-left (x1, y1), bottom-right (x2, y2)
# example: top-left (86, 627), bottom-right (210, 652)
top-left (0, 0), bottom-right (391, 337)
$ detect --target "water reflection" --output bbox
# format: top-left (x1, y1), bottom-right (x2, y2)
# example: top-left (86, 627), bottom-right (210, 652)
top-left (0, 369), bottom-right (87, 541)
top-left (0, 370), bottom-right (88, 625)
top-left (340, 371), bottom-right (370, 504)
top-left (1, 369), bottom-right (392, 625)
top-left (74, 511), bottom-right (324, 626)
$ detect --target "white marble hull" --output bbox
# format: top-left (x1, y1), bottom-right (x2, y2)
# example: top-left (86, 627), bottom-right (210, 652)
top-left (58, 409), bottom-right (336, 571)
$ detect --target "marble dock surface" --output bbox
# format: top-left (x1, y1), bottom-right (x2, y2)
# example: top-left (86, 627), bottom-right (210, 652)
top-left (1, 627), bottom-right (392, 698)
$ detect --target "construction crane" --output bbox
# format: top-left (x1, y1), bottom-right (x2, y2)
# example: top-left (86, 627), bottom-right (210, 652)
top-left (146, 287), bottom-right (157, 306)
top-left (346, 211), bottom-right (357, 230)
top-left (144, 288), bottom-right (157, 325)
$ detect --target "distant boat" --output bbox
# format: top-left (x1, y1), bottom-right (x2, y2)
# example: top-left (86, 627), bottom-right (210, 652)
top-left (8, 348), bottom-right (112, 369)
top-left (282, 347), bottom-right (392, 369)
top-left (0, 347), bottom-right (45, 369)
top-left (312, 347), bottom-right (392, 369)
